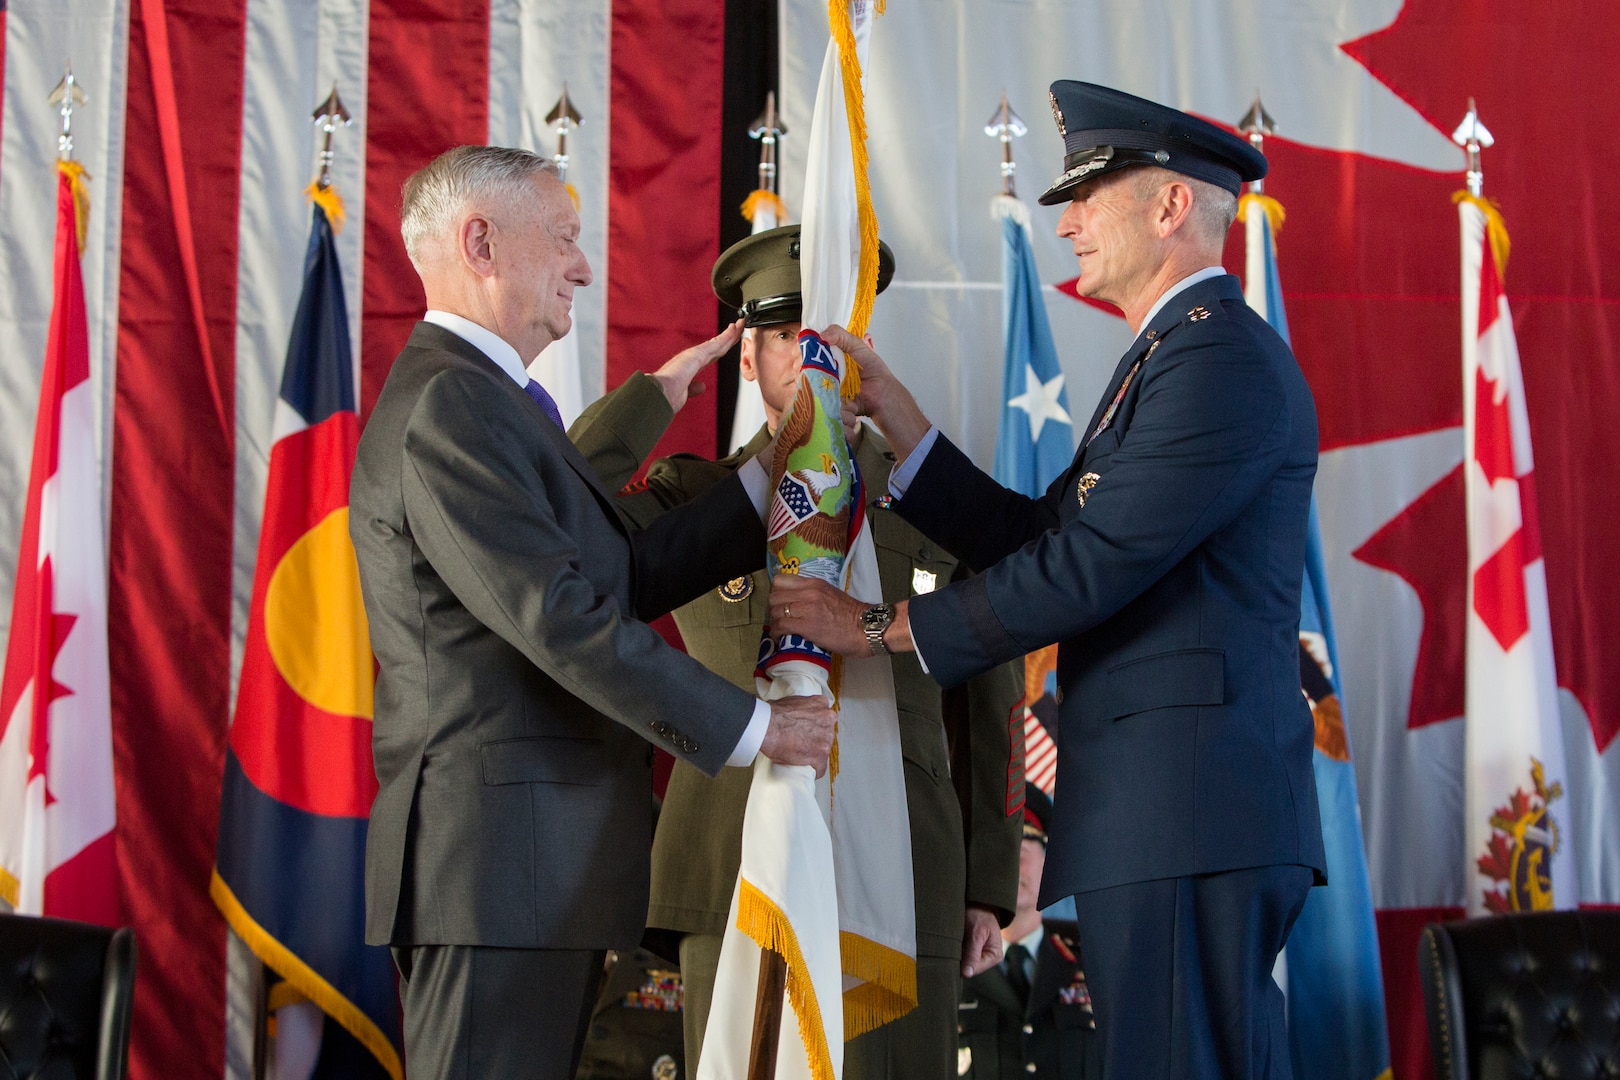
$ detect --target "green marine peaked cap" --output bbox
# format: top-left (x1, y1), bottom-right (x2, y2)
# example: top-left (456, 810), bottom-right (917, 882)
top-left (712, 224), bottom-right (896, 327)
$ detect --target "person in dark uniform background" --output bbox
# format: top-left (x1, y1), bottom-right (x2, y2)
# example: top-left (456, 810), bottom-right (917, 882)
top-left (958, 786), bottom-right (1099, 1080)
top-left (569, 225), bottom-right (1026, 1080)
top-left (574, 946), bottom-right (685, 1080)
top-left (771, 80), bottom-right (1326, 1080)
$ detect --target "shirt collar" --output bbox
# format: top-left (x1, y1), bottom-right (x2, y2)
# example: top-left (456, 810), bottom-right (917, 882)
top-left (1134, 265), bottom-right (1226, 343)
top-left (1017, 923), bottom-right (1045, 956)
top-left (423, 310), bottom-right (530, 389)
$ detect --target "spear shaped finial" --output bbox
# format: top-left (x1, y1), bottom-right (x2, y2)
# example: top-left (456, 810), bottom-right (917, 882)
top-left (48, 65), bottom-right (88, 162)
top-left (1236, 92), bottom-right (1276, 193)
top-left (748, 92), bottom-right (787, 196)
top-left (546, 83), bottom-right (583, 185)
top-left (311, 83), bottom-right (351, 191)
top-left (1451, 97), bottom-right (1494, 198)
top-left (983, 91), bottom-right (1027, 197)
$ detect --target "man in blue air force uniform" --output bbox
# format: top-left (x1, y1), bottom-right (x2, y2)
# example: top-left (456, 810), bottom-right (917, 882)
top-left (772, 81), bottom-right (1326, 1079)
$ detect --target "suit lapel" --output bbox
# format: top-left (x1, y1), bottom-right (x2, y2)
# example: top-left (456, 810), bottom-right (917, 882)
top-left (407, 321), bottom-right (632, 536)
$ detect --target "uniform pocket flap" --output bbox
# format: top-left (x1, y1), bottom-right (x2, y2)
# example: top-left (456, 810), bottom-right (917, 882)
top-left (1103, 648), bottom-right (1224, 720)
top-left (480, 736), bottom-right (606, 785)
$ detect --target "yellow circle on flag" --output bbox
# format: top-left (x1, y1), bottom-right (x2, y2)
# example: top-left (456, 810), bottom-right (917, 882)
top-left (265, 508), bottom-right (374, 720)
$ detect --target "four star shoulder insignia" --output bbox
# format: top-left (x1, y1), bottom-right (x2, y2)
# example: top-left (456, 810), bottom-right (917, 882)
top-left (1188, 305), bottom-right (1212, 321)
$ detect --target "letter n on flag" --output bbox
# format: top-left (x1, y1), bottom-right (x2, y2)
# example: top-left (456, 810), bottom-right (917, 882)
top-left (1458, 195), bottom-right (1576, 917)
top-left (210, 201), bottom-right (401, 1077)
top-left (0, 161), bottom-right (118, 924)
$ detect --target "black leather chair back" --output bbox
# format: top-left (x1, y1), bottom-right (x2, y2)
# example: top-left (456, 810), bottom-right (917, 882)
top-left (0, 912), bottom-right (136, 1080)
top-left (1419, 910), bottom-right (1620, 1080)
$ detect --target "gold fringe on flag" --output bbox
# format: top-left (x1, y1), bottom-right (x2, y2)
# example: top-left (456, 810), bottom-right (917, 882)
top-left (828, 0), bottom-right (883, 399)
top-left (211, 871), bottom-right (404, 1080)
top-left (737, 879), bottom-right (838, 1080)
top-left (565, 182), bottom-right (580, 210)
top-left (304, 181), bottom-right (348, 234)
top-left (840, 930), bottom-right (919, 1037)
top-left (1237, 192), bottom-right (1286, 254)
top-left (58, 160), bottom-right (91, 254)
top-left (1453, 191), bottom-right (1511, 274)
top-left (0, 866), bottom-right (18, 908)
top-left (742, 188), bottom-right (788, 225)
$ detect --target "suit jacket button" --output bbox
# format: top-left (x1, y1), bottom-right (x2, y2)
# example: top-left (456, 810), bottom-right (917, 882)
top-left (918, 546), bottom-right (933, 561)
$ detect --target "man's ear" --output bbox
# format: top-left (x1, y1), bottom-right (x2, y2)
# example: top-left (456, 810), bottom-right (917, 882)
top-left (738, 332), bottom-right (760, 383)
top-left (459, 214), bottom-right (497, 277)
top-left (1156, 181), bottom-right (1195, 239)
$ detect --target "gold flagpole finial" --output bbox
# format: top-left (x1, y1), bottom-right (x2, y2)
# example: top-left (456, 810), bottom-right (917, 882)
top-left (983, 91), bottom-right (1027, 198)
top-left (48, 65), bottom-right (88, 162)
top-left (1451, 97), bottom-right (1494, 198)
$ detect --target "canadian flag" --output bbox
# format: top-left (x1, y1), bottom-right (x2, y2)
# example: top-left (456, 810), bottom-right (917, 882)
top-left (0, 163), bottom-right (118, 924)
top-left (1460, 197), bottom-right (1577, 917)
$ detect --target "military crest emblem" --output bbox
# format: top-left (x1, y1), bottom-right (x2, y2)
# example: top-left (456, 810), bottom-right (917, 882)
top-left (1477, 757), bottom-right (1564, 914)
top-left (718, 575), bottom-right (753, 602)
top-left (652, 1055), bottom-right (678, 1080)
top-left (1076, 472), bottom-right (1100, 507)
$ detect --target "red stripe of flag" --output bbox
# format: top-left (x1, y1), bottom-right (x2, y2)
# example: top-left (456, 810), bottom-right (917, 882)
top-left (109, 0), bottom-right (246, 1074)
top-left (359, 0), bottom-right (491, 422)
top-left (607, 0), bottom-right (725, 460)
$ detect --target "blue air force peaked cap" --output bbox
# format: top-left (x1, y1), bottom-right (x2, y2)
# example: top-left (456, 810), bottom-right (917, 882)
top-left (1038, 81), bottom-right (1267, 205)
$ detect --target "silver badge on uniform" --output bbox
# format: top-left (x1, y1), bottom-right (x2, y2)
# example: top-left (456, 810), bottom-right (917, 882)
top-left (718, 576), bottom-right (753, 602)
top-left (912, 567), bottom-right (937, 595)
top-left (1076, 472), bottom-right (1100, 507)
top-left (958, 1046), bottom-right (973, 1075)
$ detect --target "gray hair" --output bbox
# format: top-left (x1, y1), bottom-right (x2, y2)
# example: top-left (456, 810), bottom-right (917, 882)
top-left (1130, 166), bottom-right (1239, 249)
top-left (399, 145), bottom-right (559, 269)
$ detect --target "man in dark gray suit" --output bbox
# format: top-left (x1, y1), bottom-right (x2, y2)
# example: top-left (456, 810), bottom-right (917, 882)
top-left (349, 145), bottom-right (835, 1079)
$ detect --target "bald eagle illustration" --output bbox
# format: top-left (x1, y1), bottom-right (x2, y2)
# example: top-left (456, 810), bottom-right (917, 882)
top-left (767, 376), bottom-right (853, 563)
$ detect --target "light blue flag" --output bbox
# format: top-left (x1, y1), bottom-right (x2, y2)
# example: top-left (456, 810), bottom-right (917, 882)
top-left (1251, 207), bottom-right (1392, 1080)
top-left (992, 213), bottom-right (1072, 495)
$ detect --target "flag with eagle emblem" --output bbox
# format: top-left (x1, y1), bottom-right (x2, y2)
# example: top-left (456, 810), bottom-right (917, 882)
top-left (699, 4), bottom-right (916, 1078)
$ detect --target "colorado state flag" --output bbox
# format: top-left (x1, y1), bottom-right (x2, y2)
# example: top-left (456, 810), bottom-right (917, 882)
top-left (211, 202), bottom-right (399, 1078)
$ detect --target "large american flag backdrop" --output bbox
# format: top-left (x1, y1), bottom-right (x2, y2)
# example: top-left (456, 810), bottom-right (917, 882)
top-left (0, 1), bottom-right (1614, 1079)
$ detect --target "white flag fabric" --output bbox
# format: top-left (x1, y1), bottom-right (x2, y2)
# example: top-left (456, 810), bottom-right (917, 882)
top-left (1460, 198), bottom-right (1577, 916)
top-left (700, 4), bottom-right (915, 1078)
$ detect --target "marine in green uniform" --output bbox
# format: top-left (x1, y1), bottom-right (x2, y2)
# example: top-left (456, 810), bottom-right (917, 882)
top-left (570, 225), bottom-right (1025, 1080)
top-left (958, 788), bottom-right (1100, 1080)
top-left (575, 948), bottom-right (686, 1080)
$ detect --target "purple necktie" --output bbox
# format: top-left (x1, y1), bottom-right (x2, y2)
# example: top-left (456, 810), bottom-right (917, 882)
top-left (524, 378), bottom-right (565, 430)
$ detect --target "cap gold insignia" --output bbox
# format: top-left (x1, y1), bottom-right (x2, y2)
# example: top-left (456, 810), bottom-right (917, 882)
top-left (1188, 305), bottom-right (1211, 321)
top-left (652, 1055), bottom-right (678, 1080)
top-left (1049, 90), bottom-right (1066, 137)
top-left (719, 576), bottom-right (753, 602)
top-left (1077, 472), bottom-right (1100, 507)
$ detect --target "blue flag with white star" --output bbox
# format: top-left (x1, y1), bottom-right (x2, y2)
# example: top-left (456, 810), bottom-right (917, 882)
top-left (1246, 200), bottom-right (1392, 1080)
top-left (992, 213), bottom-right (1072, 495)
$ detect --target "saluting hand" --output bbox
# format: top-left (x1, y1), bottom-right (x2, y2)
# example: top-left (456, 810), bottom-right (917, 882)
top-left (649, 317), bottom-right (745, 413)
top-left (760, 694), bottom-right (837, 777)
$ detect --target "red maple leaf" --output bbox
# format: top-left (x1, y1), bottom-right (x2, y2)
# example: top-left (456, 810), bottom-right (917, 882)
top-left (1332, 0), bottom-right (1620, 753)
top-left (21, 559), bottom-right (78, 807)
top-left (1476, 831), bottom-right (1513, 882)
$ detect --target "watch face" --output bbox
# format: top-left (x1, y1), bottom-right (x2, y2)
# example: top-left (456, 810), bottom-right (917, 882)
top-left (863, 605), bottom-right (892, 630)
